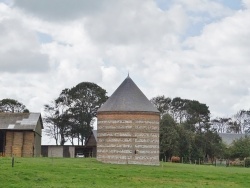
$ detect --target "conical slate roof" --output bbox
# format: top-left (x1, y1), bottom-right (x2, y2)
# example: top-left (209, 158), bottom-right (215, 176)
top-left (98, 75), bottom-right (159, 113)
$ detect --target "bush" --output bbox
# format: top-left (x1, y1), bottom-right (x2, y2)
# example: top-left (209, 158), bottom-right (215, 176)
top-left (245, 157), bottom-right (250, 168)
top-left (229, 158), bottom-right (244, 167)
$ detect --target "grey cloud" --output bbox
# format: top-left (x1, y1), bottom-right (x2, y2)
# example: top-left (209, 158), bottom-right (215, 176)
top-left (0, 18), bottom-right (50, 73)
top-left (12, 0), bottom-right (114, 21)
top-left (0, 50), bottom-right (49, 73)
top-left (85, 2), bottom-right (187, 45)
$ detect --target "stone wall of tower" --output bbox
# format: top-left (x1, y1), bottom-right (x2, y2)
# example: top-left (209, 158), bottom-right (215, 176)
top-left (97, 112), bottom-right (159, 165)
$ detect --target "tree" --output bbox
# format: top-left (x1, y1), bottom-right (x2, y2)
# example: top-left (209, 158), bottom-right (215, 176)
top-left (44, 82), bottom-right (108, 145)
top-left (211, 118), bottom-right (231, 133)
top-left (177, 125), bottom-right (193, 161)
top-left (229, 136), bottom-right (250, 159)
top-left (228, 120), bottom-right (241, 133)
top-left (152, 95), bottom-right (224, 162)
top-left (67, 82), bottom-right (108, 145)
top-left (160, 114), bottom-right (180, 160)
top-left (233, 110), bottom-right (250, 133)
top-left (44, 90), bottom-right (71, 146)
top-left (151, 96), bottom-right (210, 132)
top-left (170, 97), bottom-right (188, 123)
top-left (0, 98), bottom-right (29, 113)
top-left (185, 100), bottom-right (210, 133)
top-left (150, 96), bottom-right (171, 117)
top-left (202, 130), bottom-right (224, 160)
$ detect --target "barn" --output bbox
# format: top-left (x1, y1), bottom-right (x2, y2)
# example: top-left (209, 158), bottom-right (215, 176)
top-left (0, 113), bottom-right (43, 157)
top-left (97, 75), bottom-right (160, 165)
top-left (84, 130), bottom-right (97, 157)
top-left (41, 130), bottom-right (97, 158)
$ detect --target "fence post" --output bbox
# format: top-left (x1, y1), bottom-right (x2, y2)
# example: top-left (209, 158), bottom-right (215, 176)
top-left (12, 155), bottom-right (14, 167)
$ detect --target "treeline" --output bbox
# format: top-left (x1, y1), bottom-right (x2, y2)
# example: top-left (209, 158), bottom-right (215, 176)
top-left (1, 81), bottom-right (250, 161)
top-left (0, 82), bottom-right (108, 146)
top-left (151, 96), bottom-right (250, 161)
top-left (151, 96), bottom-right (222, 162)
top-left (211, 110), bottom-right (250, 133)
top-left (0, 98), bottom-right (29, 113)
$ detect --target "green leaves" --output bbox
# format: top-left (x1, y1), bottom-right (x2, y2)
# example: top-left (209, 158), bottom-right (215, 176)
top-left (0, 98), bottom-right (29, 113)
top-left (229, 136), bottom-right (250, 159)
top-left (160, 114), bottom-right (179, 158)
top-left (44, 82), bottom-right (108, 145)
top-left (155, 96), bottom-right (224, 161)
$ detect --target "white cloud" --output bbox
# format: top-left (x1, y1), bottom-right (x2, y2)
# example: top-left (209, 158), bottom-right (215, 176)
top-left (0, 4), bottom-right (49, 73)
top-left (12, 0), bottom-right (113, 21)
top-left (242, 0), bottom-right (250, 8)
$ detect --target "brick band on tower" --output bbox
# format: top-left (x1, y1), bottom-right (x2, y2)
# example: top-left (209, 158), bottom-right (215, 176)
top-left (97, 75), bottom-right (160, 165)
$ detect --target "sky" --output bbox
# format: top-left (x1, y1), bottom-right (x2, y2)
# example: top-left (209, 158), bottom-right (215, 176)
top-left (1, 0), bottom-right (250, 144)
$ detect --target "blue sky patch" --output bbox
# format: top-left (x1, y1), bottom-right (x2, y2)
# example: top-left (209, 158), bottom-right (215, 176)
top-left (36, 32), bottom-right (53, 43)
top-left (214, 0), bottom-right (243, 10)
top-left (154, 0), bottom-right (174, 11)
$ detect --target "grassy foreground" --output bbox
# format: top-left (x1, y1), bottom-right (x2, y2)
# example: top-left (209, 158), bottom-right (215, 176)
top-left (0, 157), bottom-right (250, 188)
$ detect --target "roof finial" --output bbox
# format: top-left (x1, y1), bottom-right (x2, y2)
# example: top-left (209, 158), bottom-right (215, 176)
top-left (127, 71), bottom-right (130, 78)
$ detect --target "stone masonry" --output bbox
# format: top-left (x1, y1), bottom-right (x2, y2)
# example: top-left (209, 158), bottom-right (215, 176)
top-left (97, 75), bottom-right (160, 165)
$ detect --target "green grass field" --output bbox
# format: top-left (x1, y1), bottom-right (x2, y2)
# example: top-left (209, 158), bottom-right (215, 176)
top-left (0, 157), bottom-right (250, 188)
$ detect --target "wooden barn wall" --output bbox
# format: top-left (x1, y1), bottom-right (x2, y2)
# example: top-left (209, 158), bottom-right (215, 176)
top-left (97, 112), bottom-right (160, 166)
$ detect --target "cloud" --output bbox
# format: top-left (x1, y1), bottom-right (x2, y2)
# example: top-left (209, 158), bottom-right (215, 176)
top-left (0, 5), bottom-right (49, 73)
top-left (0, 50), bottom-right (49, 73)
top-left (84, 1), bottom-right (188, 45)
top-left (242, 0), bottom-right (250, 8)
top-left (12, 0), bottom-right (113, 21)
top-left (1, 1), bottom-right (250, 146)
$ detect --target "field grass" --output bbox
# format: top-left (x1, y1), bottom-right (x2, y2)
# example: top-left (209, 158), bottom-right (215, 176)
top-left (0, 157), bottom-right (250, 188)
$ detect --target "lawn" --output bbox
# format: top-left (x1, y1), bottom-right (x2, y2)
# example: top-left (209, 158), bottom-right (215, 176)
top-left (0, 157), bottom-right (250, 188)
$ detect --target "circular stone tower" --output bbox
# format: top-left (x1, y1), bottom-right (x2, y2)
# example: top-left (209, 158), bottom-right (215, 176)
top-left (97, 75), bottom-right (159, 165)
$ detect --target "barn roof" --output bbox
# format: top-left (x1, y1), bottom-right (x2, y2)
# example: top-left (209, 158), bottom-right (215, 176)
top-left (0, 113), bottom-right (43, 132)
top-left (85, 130), bottom-right (97, 147)
top-left (218, 133), bottom-right (249, 145)
top-left (98, 75), bottom-right (159, 113)
top-left (92, 130), bottom-right (97, 140)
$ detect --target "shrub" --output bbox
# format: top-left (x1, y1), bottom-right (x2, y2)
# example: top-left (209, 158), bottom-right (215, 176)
top-left (245, 157), bottom-right (250, 168)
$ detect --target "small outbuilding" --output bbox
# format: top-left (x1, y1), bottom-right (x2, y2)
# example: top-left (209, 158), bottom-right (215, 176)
top-left (85, 130), bottom-right (97, 157)
top-left (0, 113), bottom-right (43, 157)
top-left (97, 75), bottom-right (160, 165)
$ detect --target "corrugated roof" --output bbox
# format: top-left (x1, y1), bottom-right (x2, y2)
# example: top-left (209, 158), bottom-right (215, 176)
top-left (219, 133), bottom-right (249, 145)
top-left (0, 113), bottom-right (42, 132)
top-left (98, 75), bottom-right (159, 113)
